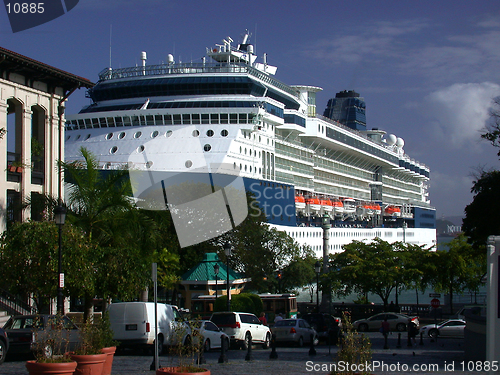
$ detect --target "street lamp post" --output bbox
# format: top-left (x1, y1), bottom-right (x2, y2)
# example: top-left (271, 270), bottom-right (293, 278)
top-left (321, 213), bottom-right (331, 309)
top-left (54, 205), bottom-right (66, 315)
top-left (214, 264), bottom-right (220, 300)
top-left (315, 261), bottom-right (321, 313)
top-left (224, 243), bottom-right (232, 311)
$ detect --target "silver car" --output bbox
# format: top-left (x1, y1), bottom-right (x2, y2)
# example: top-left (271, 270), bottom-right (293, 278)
top-left (419, 319), bottom-right (465, 338)
top-left (271, 318), bottom-right (318, 347)
top-left (353, 313), bottom-right (419, 332)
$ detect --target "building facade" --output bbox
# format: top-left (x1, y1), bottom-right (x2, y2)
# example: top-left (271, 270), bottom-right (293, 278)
top-left (0, 47), bottom-right (93, 231)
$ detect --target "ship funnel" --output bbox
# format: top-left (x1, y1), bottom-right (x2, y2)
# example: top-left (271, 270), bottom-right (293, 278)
top-left (167, 54), bottom-right (174, 64)
top-left (141, 51), bottom-right (147, 66)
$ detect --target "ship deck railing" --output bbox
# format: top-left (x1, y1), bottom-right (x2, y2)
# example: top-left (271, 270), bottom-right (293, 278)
top-left (97, 62), bottom-right (300, 99)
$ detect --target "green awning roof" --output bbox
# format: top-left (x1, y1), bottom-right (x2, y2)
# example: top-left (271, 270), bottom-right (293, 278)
top-left (181, 252), bottom-right (243, 281)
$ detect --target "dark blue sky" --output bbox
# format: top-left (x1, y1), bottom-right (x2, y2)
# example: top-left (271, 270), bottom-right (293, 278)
top-left (2, 0), bottom-right (500, 217)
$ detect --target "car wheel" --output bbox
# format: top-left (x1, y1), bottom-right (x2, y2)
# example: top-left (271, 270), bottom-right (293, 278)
top-left (204, 339), bottom-right (210, 352)
top-left (242, 332), bottom-right (251, 350)
top-left (396, 323), bottom-right (406, 332)
top-left (429, 329), bottom-right (438, 339)
top-left (0, 339), bottom-right (6, 364)
top-left (358, 323), bottom-right (368, 332)
top-left (297, 336), bottom-right (304, 347)
top-left (262, 332), bottom-right (270, 349)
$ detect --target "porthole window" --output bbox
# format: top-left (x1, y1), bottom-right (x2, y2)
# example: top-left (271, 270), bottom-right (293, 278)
top-left (185, 160), bottom-right (193, 168)
top-left (66, 135), bottom-right (71, 141)
top-left (106, 133), bottom-right (113, 140)
top-left (151, 130), bottom-right (159, 138)
top-left (110, 146), bottom-right (118, 154)
top-left (206, 129), bottom-right (214, 137)
top-left (85, 134), bottom-right (91, 141)
top-left (138, 145), bottom-right (145, 153)
top-left (118, 132), bottom-right (126, 139)
top-left (166, 130), bottom-right (173, 137)
top-left (221, 129), bottom-right (228, 137)
top-left (75, 134), bottom-right (81, 140)
top-left (204, 144), bottom-right (212, 152)
top-left (146, 161), bottom-right (153, 169)
top-left (134, 131), bottom-right (142, 139)
top-left (192, 130), bottom-right (200, 137)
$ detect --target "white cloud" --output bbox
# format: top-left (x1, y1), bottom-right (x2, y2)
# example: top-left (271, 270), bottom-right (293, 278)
top-left (424, 82), bottom-right (500, 149)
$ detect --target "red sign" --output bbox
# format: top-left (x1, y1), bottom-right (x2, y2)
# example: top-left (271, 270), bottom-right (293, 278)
top-left (430, 298), bottom-right (440, 308)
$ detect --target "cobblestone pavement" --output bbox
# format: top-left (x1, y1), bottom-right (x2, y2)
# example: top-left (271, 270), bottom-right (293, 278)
top-left (2, 333), bottom-right (484, 375)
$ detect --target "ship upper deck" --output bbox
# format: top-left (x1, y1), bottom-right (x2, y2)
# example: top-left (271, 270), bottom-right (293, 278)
top-left (95, 62), bottom-right (300, 100)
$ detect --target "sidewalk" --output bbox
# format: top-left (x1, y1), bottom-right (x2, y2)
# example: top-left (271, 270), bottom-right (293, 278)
top-left (2, 334), bottom-right (484, 375)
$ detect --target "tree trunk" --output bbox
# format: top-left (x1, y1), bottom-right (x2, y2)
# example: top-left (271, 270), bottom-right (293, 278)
top-left (83, 293), bottom-right (94, 322)
top-left (140, 287), bottom-right (148, 302)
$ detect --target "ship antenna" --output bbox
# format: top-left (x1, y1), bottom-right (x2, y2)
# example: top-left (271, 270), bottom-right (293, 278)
top-left (109, 24), bottom-right (112, 68)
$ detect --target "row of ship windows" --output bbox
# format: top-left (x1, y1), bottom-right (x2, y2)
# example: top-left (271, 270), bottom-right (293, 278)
top-left (66, 112), bottom-right (259, 130)
top-left (289, 230), bottom-right (383, 239)
top-left (67, 128), bottom-right (230, 142)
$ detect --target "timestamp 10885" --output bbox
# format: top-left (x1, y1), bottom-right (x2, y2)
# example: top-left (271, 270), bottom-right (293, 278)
top-left (5, 3), bottom-right (44, 14)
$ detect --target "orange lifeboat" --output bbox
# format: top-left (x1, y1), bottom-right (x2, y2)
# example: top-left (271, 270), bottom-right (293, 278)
top-left (295, 195), bottom-right (306, 210)
top-left (321, 199), bottom-right (333, 212)
top-left (305, 198), bottom-right (321, 212)
top-left (331, 199), bottom-right (344, 216)
top-left (385, 205), bottom-right (401, 217)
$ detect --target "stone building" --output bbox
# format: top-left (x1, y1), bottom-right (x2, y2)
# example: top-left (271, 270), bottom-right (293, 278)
top-left (0, 47), bottom-right (93, 230)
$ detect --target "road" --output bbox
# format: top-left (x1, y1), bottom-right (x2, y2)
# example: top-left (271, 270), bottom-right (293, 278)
top-left (1, 332), bottom-right (483, 375)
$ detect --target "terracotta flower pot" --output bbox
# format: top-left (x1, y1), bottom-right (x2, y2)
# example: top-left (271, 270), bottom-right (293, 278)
top-left (26, 360), bottom-right (77, 375)
top-left (156, 366), bottom-right (210, 375)
top-left (70, 353), bottom-right (107, 375)
top-left (100, 346), bottom-right (116, 375)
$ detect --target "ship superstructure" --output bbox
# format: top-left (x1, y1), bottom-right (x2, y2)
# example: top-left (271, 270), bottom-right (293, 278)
top-left (65, 31), bottom-right (436, 254)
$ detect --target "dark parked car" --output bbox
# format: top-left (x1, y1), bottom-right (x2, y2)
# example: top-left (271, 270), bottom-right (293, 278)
top-left (0, 327), bottom-right (9, 364)
top-left (4, 315), bottom-right (81, 357)
top-left (302, 313), bottom-right (341, 343)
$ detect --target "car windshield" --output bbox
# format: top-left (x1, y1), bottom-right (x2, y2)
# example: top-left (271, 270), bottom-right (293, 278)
top-left (274, 320), bottom-right (296, 327)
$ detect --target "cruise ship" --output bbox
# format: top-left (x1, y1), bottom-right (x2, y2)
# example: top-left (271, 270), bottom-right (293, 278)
top-left (65, 31), bottom-right (436, 255)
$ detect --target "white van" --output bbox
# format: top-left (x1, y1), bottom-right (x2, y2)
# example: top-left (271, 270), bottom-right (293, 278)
top-left (107, 302), bottom-right (190, 353)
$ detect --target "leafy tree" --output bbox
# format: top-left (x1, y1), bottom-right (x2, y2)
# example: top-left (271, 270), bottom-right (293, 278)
top-left (463, 169), bottom-right (500, 253)
top-left (0, 221), bottom-right (96, 312)
top-left (62, 148), bottom-right (155, 316)
top-left (328, 238), bottom-right (408, 309)
top-left (427, 234), bottom-right (485, 313)
top-left (481, 97), bottom-right (500, 156)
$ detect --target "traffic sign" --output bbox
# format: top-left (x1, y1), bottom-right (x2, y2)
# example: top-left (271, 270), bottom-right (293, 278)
top-left (430, 298), bottom-right (440, 308)
top-left (429, 293), bottom-right (441, 298)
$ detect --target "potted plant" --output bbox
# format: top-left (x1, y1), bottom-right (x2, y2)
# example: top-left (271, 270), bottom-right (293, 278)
top-left (69, 318), bottom-right (108, 375)
top-left (330, 312), bottom-right (373, 375)
top-left (97, 312), bottom-right (119, 375)
top-left (156, 320), bottom-right (210, 375)
top-left (26, 315), bottom-right (77, 375)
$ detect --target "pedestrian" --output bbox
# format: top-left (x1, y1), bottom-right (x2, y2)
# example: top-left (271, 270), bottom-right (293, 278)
top-left (274, 313), bottom-right (283, 322)
top-left (380, 318), bottom-right (390, 338)
top-left (259, 312), bottom-right (267, 325)
top-left (408, 319), bottom-right (418, 344)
